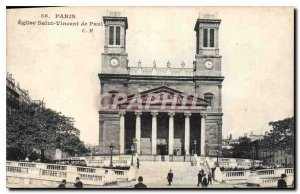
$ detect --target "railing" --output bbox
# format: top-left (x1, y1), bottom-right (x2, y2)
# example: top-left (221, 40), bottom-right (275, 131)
top-left (257, 169), bottom-right (274, 176)
top-left (47, 165), bottom-right (67, 171)
top-left (129, 67), bottom-right (194, 77)
top-left (18, 162), bottom-right (36, 168)
top-left (6, 161), bottom-right (136, 187)
top-left (221, 168), bottom-right (294, 187)
top-left (77, 167), bottom-right (96, 173)
top-left (85, 155), bottom-right (133, 167)
top-left (224, 171), bottom-right (246, 177)
top-left (285, 168), bottom-right (294, 174)
top-left (206, 157), bottom-right (262, 169)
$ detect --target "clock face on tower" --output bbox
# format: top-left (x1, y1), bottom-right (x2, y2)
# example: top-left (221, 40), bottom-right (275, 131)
top-left (204, 60), bottom-right (214, 70)
top-left (110, 58), bottom-right (119, 68)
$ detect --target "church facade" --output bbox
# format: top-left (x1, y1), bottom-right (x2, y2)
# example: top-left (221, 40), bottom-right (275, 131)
top-left (98, 15), bottom-right (224, 157)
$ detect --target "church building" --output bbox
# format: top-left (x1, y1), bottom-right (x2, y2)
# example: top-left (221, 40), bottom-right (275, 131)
top-left (98, 14), bottom-right (224, 157)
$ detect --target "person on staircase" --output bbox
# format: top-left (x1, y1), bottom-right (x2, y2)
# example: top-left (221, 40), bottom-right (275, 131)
top-left (277, 174), bottom-right (287, 188)
top-left (208, 173), bottom-right (213, 185)
top-left (74, 177), bottom-right (83, 188)
top-left (58, 179), bottom-right (67, 188)
top-left (197, 170), bottom-right (203, 186)
top-left (201, 174), bottom-right (208, 188)
top-left (167, 170), bottom-right (174, 186)
top-left (134, 176), bottom-right (147, 188)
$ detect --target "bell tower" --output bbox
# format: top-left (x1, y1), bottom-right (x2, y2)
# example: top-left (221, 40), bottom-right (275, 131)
top-left (194, 14), bottom-right (221, 76)
top-left (101, 16), bottom-right (129, 74)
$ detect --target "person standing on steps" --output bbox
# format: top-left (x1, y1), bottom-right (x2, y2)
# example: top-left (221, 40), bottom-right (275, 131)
top-left (277, 174), bottom-right (287, 188)
top-left (197, 170), bottom-right (203, 186)
top-left (167, 170), bottom-right (173, 186)
top-left (134, 176), bottom-right (147, 188)
top-left (58, 179), bottom-right (67, 188)
top-left (201, 174), bottom-right (208, 188)
top-left (74, 177), bottom-right (83, 188)
top-left (208, 172), bottom-right (213, 185)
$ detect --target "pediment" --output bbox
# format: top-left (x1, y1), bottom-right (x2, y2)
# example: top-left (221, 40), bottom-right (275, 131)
top-left (119, 86), bottom-right (208, 107)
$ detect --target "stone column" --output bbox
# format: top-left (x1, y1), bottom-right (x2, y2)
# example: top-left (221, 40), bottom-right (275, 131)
top-left (151, 112), bottom-right (158, 155)
top-left (119, 111), bottom-right (126, 154)
top-left (200, 114), bottom-right (207, 156)
top-left (184, 112), bottom-right (191, 155)
top-left (168, 112), bottom-right (175, 155)
top-left (135, 111), bottom-right (142, 154)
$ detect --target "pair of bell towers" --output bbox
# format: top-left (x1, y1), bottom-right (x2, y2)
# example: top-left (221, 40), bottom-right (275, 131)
top-left (101, 15), bottom-right (222, 76)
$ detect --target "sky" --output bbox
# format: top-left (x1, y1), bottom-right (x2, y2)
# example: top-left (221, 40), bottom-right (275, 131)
top-left (6, 7), bottom-right (294, 144)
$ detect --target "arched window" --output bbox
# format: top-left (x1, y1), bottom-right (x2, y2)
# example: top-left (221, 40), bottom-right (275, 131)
top-left (204, 92), bottom-right (214, 107)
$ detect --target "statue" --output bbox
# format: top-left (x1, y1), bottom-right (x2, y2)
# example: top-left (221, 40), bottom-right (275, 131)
top-left (153, 60), bottom-right (156, 68)
top-left (167, 60), bottom-right (171, 68)
top-left (181, 61), bottom-right (185, 68)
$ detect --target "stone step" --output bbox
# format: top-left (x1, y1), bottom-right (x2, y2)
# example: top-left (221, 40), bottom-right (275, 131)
top-left (137, 161), bottom-right (209, 184)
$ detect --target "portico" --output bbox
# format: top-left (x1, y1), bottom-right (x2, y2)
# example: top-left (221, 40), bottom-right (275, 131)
top-left (117, 86), bottom-right (209, 156)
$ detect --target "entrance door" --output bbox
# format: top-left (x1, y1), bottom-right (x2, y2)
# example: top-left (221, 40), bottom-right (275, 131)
top-left (157, 145), bottom-right (167, 155)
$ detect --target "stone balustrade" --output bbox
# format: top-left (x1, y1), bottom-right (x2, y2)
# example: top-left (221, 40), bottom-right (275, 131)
top-left (204, 157), bottom-right (262, 169)
top-left (203, 158), bottom-right (294, 187)
top-left (6, 161), bottom-right (135, 188)
top-left (85, 155), bottom-right (133, 167)
top-left (129, 67), bottom-right (194, 77)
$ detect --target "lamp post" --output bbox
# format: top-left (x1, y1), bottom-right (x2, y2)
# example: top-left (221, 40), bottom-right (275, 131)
top-left (252, 146), bottom-right (255, 171)
top-left (194, 140), bottom-right (197, 155)
top-left (205, 140), bottom-right (209, 157)
top-left (109, 143), bottom-right (114, 168)
top-left (131, 144), bottom-right (134, 166)
top-left (131, 138), bottom-right (137, 165)
top-left (216, 150), bottom-right (220, 167)
top-left (117, 145), bottom-right (121, 158)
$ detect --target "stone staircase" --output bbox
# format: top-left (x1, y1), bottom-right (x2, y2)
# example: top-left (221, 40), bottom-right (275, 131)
top-left (137, 161), bottom-right (207, 185)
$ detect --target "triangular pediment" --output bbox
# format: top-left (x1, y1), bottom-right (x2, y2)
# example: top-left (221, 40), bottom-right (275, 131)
top-left (121, 85), bottom-right (209, 107)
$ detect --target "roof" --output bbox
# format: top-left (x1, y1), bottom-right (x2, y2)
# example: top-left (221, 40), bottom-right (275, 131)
top-left (194, 18), bottom-right (221, 31)
top-left (103, 16), bottom-right (128, 29)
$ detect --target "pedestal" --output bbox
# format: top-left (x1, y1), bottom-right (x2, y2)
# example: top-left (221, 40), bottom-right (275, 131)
top-left (214, 166), bottom-right (223, 182)
top-left (247, 171), bottom-right (260, 187)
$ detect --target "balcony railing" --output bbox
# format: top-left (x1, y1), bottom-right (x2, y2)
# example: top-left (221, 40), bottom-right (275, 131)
top-left (129, 67), bottom-right (194, 77)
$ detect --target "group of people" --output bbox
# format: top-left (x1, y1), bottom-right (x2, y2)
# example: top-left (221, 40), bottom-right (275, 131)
top-left (134, 169), bottom-right (213, 188)
top-left (197, 169), bottom-right (212, 188)
top-left (57, 171), bottom-right (289, 189)
top-left (133, 169), bottom-right (174, 188)
top-left (58, 177), bottom-right (83, 189)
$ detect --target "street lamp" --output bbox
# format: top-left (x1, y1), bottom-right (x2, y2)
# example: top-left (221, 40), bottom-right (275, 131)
top-left (131, 138), bottom-right (137, 165)
top-left (131, 144), bottom-right (134, 166)
top-left (205, 140), bottom-right (209, 157)
top-left (117, 145), bottom-right (121, 158)
top-left (133, 138), bottom-right (137, 153)
top-left (252, 146), bottom-right (255, 171)
top-left (109, 143), bottom-right (114, 168)
top-left (194, 140), bottom-right (197, 155)
top-left (216, 150), bottom-right (220, 167)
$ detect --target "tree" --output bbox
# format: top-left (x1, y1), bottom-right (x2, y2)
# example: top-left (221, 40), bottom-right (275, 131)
top-left (269, 117), bottom-right (294, 165)
top-left (257, 117), bottom-right (294, 166)
top-left (7, 102), bottom-right (89, 161)
top-left (231, 137), bottom-right (252, 159)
